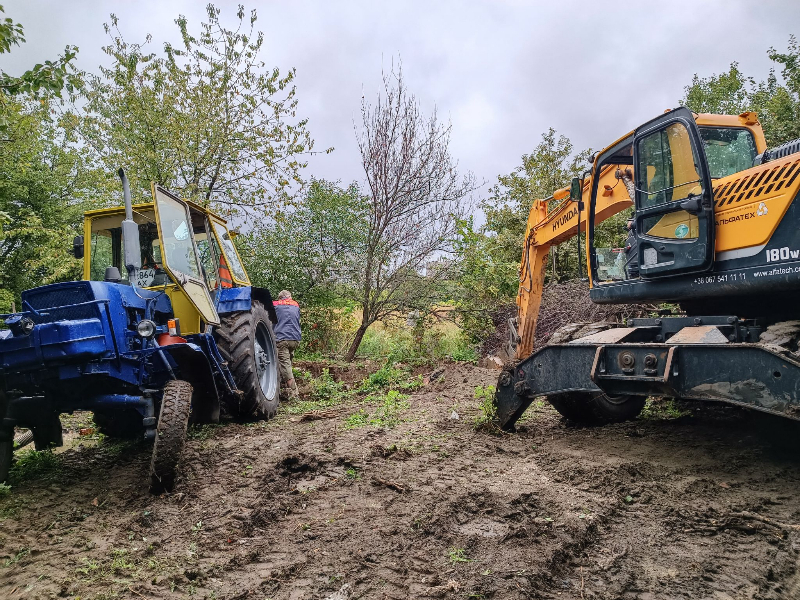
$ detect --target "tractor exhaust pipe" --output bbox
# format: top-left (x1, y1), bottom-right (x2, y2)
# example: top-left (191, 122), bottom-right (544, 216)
top-left (118, 168), bottom-right (141, 277)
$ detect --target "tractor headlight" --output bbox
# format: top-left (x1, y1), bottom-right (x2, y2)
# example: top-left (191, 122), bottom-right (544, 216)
top-left (7, 315), bottom-right (34, 337)
top-left (136, 319), bottom-right (157, 338)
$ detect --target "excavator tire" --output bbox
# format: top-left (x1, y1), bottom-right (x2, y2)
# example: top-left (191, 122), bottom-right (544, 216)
top-left (149, 380), bottom-right (192, 494)
top-left (544, 321), bottom-right (646, 424)
top-left (0, 391), bottom-right (12, 484)
top-left (0, 433), bottom-right (11, 484)
top-left (548, 392), bottom-right (646, 424)
top-left (214, 300), bottom-right (280, 420)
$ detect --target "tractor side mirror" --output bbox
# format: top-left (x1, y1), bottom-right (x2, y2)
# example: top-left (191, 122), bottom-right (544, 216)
top-left (570, 177), bottom-right (583, 202)
top-left (73, 235), bottom-right (84, 259)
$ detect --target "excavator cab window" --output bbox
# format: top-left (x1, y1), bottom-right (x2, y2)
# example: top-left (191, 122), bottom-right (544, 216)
top-left (699, 127), bottom-right (757, 179)
top-left (631, 107), bottom-right (714, 278)
top-left (636, 122), bottom-right (701, 241)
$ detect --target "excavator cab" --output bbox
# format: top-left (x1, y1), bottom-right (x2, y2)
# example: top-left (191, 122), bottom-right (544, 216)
top-left (588, 107), bottom-right (715, 284)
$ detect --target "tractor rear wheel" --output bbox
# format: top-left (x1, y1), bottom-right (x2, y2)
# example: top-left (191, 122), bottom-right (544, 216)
top-left (548, 392), bottom-right (646, 424)
top-left (149, 380), bottom-right (192, 494)
top-left (214, 300), bottom-right (280, 420)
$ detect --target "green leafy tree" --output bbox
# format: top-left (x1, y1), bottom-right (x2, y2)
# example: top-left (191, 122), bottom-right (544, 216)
top-left (239, 179), bottom-right (368, 355)
top-left (0, 98), bottom-right (112, 304)
top-left (682, 35), bottom-right (800, 146)
top-left (452, 217), bottom-right (519, 344)
top-left (483, 128), bottom-right (592, 281)
top-left (240, 179), bottom-right (368, 306)
top-left (0, 5), bottom-right (80, 100)
top-left (77, 4), bottom-right (320, 211)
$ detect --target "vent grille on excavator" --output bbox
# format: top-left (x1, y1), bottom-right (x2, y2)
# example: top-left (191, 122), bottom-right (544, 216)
top-left (713, 156), bottom-right (800, 208)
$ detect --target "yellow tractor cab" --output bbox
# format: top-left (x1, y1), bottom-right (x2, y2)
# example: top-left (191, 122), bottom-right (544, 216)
top-left (81, 185), bottom-right (251, 335)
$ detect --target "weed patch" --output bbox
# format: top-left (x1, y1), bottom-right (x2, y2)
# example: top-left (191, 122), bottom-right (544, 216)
top-left (344, 390), bottom-right (411, 429)
top-left (359, 362), bottom-right (422, 394)
top-left (640, 398), bottom-right (691, 421)
top-left (448, 547), bottom-right (471, 564)
top-left (188, 424), bottom-right (221, 440)
top-left (473, 385), bottom-right (498, 430)
top-left (285, 369), bottom-right (353, 415)
top-left (9, 449), bottom-right (61, 484)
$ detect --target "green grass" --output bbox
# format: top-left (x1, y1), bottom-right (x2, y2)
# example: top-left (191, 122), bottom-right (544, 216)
top-left (187, 424), bottom-right (221, 440)
top-left (473, 385), bottom-right (497, 429)
top-left (344, 390), bottom-right (411, 429)
top-left (344, 410), bottom-right (369, 429)
top-left (4, 547), bottom-right (29, 568)
top-left (640, 397), bottom-right (692, 420)
top-left (284, 368), bottom-right (353, 415)
top-left (8, 448), bottom-right (61, 484)
top-left (448, 547), bottom-right (471, 564)
top-left (359, 362), bottom-right (422, 393)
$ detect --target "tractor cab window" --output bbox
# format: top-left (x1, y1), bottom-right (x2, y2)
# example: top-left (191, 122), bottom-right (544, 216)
top-left (188, 209), bottom-right (224, 291)
top-left (212, 221), bottom-right (249, 284)
top-left (699, 127), bottom-right (757, 178)
top-left (89, 210), bottom-right (171, 287)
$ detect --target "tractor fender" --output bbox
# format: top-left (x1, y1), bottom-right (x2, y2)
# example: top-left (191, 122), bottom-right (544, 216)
top-left (159, 343), bottom-right (220, 424)
top-left (216, 286), bottom-right (277, 324)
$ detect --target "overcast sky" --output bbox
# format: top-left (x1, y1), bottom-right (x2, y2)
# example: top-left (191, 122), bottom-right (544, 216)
top-left (3, 1), bottom-right (799, 201)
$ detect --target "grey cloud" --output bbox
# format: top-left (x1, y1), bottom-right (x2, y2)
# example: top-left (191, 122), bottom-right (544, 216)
top-left (4, 0), bottom-right (799, 202)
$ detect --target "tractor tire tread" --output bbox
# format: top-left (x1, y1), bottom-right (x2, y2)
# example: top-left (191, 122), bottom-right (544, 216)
top-left (149, 379), bottom-right (192, 494)
top-left (214, 301), bottom-right (279, 420)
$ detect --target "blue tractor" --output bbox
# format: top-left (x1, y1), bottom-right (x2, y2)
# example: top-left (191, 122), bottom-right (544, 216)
top-left (0, 171), bottom-right (281, 492)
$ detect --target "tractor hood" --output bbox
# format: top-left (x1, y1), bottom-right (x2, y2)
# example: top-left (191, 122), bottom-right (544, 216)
top-left (0, 281), bottom-right (172, 374)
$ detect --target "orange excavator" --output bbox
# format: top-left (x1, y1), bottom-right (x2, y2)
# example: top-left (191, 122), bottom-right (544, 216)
top-left (496, 107), bottom-right (800, 428)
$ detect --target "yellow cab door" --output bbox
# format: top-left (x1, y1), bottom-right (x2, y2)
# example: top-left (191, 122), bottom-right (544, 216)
top-left (633, 107), bottom-right (715, 278)
top-left (151, 185), bottom-right (220, 327)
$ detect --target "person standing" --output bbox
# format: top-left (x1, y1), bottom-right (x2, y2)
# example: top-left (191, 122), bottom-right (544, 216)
top-left (273, 290), bottom-right (301, 400)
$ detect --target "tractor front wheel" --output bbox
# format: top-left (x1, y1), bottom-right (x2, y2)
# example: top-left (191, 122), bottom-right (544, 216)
top-left (548, 392), bottom-right (646, 424)
top-left (149, 380), bottom-right (192, 494)
top-left (214, 300), bottom-right (280, 420)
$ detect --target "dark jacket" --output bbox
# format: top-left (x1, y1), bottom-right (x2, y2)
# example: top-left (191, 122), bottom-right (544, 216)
top-left (273, 299), bottom-right (302, 341)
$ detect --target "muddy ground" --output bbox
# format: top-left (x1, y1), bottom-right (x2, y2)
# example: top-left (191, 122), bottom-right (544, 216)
top-left (3, 362), bottom-right (800, 600)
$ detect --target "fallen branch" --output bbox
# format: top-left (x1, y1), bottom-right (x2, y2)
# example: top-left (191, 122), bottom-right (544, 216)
top-left (730, 511), bottom-right (800, 531)
top-left (371, 476), bottom-right (406, 493)
top-left (297, 410), bottom-right (342, 422)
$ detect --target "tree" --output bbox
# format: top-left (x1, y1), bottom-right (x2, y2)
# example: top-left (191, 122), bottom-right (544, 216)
top-left (77, 4), bottom-right (320, 212)
top-left (240, 179), bottom-right (368, 306)
top-left (484, 128), bottom-right (592, 280)
top-left (682, 35), bottom-right (800, 146)
top-left (0, 98), bottom-right (112, 307)
top-left (452, 129), bottom-right (597, 349)
top-left (344, 65), bottom-right (474, 361)
top-left (0, 5), bottom-right (80, 100)
top-left (0, 7), bottom-right (105, 309)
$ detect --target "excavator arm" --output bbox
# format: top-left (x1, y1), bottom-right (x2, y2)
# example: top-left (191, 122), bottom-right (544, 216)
top-left (510, 164), bottom-right (634, 359)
